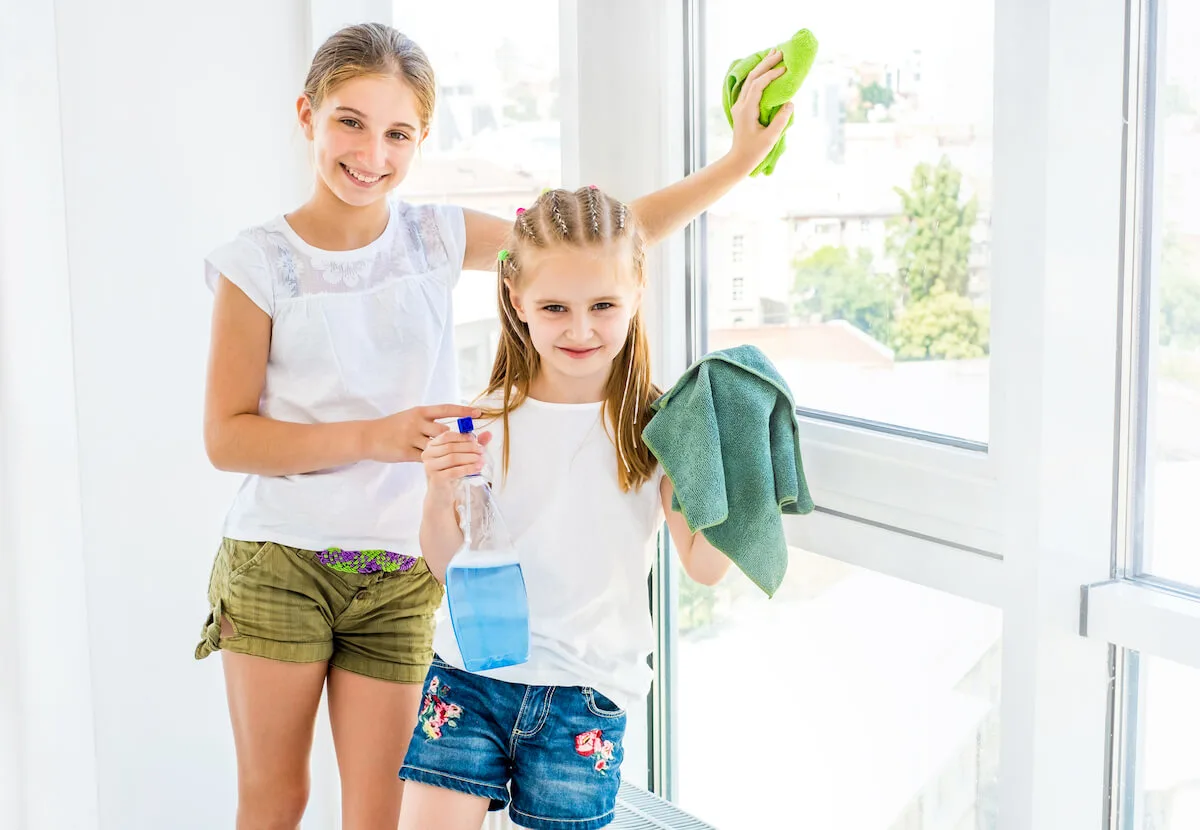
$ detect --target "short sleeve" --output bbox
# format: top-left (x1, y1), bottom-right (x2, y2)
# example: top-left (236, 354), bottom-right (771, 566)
top-left (204, 234), bottom-right (274, 316)
top-left (432, 204), bottom-right (467, 285)
top-left (653, 463), bottom-right (670, 508)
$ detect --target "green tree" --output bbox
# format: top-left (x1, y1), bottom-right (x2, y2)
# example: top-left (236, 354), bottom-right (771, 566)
top-left (859, 81), bottom-right (895, 109)
top-left (888, 156), bottom-right (979, 301)
top-left (792, 246), bottom-right (895, 344)
top-left (891, 286), bottom-right (990, 360)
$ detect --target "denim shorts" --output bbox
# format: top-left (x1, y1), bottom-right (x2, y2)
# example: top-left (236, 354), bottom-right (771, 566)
top-left (399, 656), bottom-right (628, 830)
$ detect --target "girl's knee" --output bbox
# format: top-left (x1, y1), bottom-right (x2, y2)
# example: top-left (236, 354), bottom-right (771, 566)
top-left (238, 777), bottom-right (309, 829)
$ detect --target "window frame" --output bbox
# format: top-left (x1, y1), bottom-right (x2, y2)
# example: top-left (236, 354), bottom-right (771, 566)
top-left (567, 1), bottom-right (1156, 828)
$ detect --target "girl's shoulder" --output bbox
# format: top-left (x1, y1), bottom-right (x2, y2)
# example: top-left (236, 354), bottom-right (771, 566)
top-left (204, 221), bottom-right (286, 316)
top-left (386, 198), bottom-right (466, 274)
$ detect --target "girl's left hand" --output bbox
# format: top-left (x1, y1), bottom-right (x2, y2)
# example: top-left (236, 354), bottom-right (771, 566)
top-left (728, 48), bottom-right (794, 174)
top-left (421, 430), bottom-right (493, 493)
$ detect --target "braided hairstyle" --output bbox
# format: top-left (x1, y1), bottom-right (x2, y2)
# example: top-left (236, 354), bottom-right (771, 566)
top-left (484, 187), bottom-right (658, 492)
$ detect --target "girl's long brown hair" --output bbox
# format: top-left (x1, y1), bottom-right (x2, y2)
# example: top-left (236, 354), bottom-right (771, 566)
top-left (483, 187), bottom-right (659, 492)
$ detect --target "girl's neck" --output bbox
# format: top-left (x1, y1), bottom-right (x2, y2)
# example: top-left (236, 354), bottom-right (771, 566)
top-left (285, 181), bottom-right (390, 251)
top-left (527, 366), bottom-right (608, 405)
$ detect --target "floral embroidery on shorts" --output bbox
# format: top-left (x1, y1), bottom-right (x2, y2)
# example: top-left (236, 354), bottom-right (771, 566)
top-left (574, 728), bottom-right (617, 775)
top-left (417, 676), bottom-right (463, 740)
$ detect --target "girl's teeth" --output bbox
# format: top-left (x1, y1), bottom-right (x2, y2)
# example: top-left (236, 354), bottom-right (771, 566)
top-left (346, 166), bottom-right (381, 183)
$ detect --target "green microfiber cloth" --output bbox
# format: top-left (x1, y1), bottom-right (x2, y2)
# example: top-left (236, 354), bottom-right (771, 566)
top-left (723, 28), bottom-right (819, 177)
top-left (642, 345), bottom-right (814, 597)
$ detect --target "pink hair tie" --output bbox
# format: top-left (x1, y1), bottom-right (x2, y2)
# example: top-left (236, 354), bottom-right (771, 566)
top-left (587, 184), bottom-right (598, 190)
top-left (516, 207), bottom-right (526, 215)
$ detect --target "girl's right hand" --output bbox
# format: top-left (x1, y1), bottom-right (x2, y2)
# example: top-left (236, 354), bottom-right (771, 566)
top-left (728, 48), bottom-right (793, 175)
top-left (422, 430), bottom-right (493, 493)
top-left (363, 404), bottom-right (481, 464)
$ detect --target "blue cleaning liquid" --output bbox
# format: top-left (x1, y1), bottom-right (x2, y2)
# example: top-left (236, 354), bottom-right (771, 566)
top-left (445, 557), bottom-right (531, 671)
top-left (442, 416), bottom-right (530, 672)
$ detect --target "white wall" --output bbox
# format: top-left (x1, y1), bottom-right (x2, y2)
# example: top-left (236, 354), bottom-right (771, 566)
top-left (1, 2), bottom-right (98, 827)
top-left (2, 2), bottom-right (313, 827)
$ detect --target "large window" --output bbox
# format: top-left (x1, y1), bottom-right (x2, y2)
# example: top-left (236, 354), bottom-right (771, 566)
top-left (701, 0), bottom-right (994, 443)
top-left (393, 1), bottom-right (561, 402)
top-left (672, 3), bottom-right (1004, 822)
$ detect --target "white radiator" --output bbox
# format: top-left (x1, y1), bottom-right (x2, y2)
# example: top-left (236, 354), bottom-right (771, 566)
top-left (480, 782), bottom-right (717, 829)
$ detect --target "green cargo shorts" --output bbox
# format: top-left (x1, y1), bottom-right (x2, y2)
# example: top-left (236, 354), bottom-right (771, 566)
top-left (195, 538), bottom-right (444, 683)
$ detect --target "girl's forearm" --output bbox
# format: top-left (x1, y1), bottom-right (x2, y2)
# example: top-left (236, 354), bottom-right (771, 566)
top-left (420, 488), bottom-right (464, 582)
top-left (205, 413), bottom-right (372, 477)
top-left (631, 152), bottom-right (757, 247)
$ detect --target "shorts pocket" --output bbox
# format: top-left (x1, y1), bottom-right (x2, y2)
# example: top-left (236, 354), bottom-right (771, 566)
top-left (228, 540), bottom-right (273, 580)
top-left (194, 540), bottom-right (267, 660)
top-left (582, 687), bottom-right (625, 719)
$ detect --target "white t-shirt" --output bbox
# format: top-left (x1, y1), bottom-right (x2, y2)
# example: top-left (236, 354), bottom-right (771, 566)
top-left (204, 199), bottom-right (466, 553)
top-left (433, 397), bottom-right (666, 711)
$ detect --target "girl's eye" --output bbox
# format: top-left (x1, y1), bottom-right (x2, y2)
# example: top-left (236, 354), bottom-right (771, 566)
top-left (340, 118), bottom-right (361, 129)
top-left (543, 304), bottom-right (566, 313)
top-left (388, 131), bottom-right (409, 141)
top-left (592, 302), bottom-right (614, 311)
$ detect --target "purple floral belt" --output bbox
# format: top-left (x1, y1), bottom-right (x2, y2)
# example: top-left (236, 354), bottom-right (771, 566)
top-left (317, 548), bottom-right (419, 575)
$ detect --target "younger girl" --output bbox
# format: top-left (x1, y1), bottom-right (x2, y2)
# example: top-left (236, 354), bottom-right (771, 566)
top-left (400, 187), bottom-right (732, 830)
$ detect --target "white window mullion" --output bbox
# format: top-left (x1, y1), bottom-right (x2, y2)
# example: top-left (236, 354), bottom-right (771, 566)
top-left (991, 0), bottom-right (1129, 825)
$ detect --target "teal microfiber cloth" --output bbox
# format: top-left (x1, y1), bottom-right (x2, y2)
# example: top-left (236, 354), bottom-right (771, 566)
top-left (723, 28), bottom-right (819, 177)
top-left (642, 345), bottom-right (814, 597)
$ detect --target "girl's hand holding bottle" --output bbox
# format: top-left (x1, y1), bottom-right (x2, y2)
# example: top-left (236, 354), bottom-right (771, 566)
top-left (362, 404), bottom-right (482, 464)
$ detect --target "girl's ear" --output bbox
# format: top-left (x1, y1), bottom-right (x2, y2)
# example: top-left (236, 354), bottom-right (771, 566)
top-left (297, 94), bottom-right (315, 141)
top-left (505, 279), bottom-right (528, 323)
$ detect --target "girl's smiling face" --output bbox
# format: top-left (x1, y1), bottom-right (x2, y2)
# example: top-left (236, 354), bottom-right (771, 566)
top-left (298, 74), bottom-right (426, 207)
